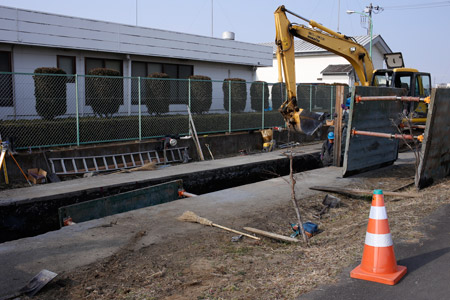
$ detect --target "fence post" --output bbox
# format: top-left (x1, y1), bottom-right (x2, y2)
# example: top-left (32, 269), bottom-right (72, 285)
top-left (261, 82), bottom-right (265, 129)
top-left (188, 78), bottom-right (191, 133)
top-left (138, 77), bottom-right (142, 141)
top-left (228, 80), bottom-right (231, 133)
top-left (75, 74), bottom-right (80, 146)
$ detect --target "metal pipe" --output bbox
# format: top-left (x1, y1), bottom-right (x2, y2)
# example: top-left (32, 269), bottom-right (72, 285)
top-left (178, 189), bottom-right (198, 198)
top-left (283, 7), bottom-right (310, 23)
top-left (284, 7), bottom-right (345, 39)
top-left (355, 95), bottom-right (431, 103)
top-left (351, 129), bottom-right (424, 142)
top-left (399, 124), bottom-right (426, 130)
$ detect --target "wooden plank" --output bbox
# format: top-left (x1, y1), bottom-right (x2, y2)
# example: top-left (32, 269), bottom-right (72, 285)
top-left (187, 105), bottom-right (205, 161)
top-left (333, 85), bottom-right (345, 166)
top-left (309, 186), bottom-right (419, 198)
top-left (243, 227), bottom-right (300, 243)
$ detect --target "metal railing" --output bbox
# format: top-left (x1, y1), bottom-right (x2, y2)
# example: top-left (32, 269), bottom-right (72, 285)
top-left (0, 72), bottom-right (345, 149)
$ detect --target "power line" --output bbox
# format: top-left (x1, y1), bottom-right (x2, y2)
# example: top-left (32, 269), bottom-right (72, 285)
top-left (384, 1), bottom-right (450, 10)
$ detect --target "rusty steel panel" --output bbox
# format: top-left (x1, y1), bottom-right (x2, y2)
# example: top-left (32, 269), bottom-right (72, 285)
top-left (58, 180), bottom-right (182, 226)
top-left (343, 86), bottom-right (405, 177)
top-left (418, 88), bottom-right (450, 188)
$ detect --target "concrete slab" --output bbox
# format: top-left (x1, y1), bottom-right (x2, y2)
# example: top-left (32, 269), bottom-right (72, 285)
top-left (0, 143), bottom-right (324, 244)
top-left (0, 143), bottom-right (351, 298)
top-left (0, 143), bottom-right (323, 206)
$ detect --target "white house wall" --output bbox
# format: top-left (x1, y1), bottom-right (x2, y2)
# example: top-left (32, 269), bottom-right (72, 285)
top-left (256, 44), bottom-right (386, 85)
top-left (1, 45), bottom-right (258, 119)
top-left (0, 5), bottom-right (272, 67)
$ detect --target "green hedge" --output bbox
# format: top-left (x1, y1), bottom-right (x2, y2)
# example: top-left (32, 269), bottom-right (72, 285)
top-left (271, 82), bottom-right (286, 111)
top-left (33, 67), bottom-right (67, 120)
top-left (188, 75), bottom-right (212, 114)
top-left (86, 68), bottom-right (123, 117)
top-left (250, 81), bottom-right (269, 112)
top-left (0, 111), bottom-right (285, 149)
top-left (145, 73), bottom-right (170, 115)
top-left (223, 78), bottom-right (247, 112)
top-left (297, 84), bottom-right (312, 110)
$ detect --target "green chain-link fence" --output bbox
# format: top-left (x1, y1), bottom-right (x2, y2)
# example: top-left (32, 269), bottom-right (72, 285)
top-left (0, 72), bottom-right (346, 150)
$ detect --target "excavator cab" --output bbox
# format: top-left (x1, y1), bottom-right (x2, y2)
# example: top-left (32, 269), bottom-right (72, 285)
top-left (372, 68), bottom-right (431, 116)
top-left (372, 52), bottom-right (432, 117)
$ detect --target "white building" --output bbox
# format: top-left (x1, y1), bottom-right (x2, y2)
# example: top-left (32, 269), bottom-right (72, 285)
top-left (0, 5), bottom-right (272, 119)
top-left (256, 35), bottom-right (392, 86)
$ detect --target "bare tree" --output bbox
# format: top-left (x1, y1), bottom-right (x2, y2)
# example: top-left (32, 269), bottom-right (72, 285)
top-left (391, 113), bottom-right (423, 188)
top-left (283, 151), bottom-right (309, 245)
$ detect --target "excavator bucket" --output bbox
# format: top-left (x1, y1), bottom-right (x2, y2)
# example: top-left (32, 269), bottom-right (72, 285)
top-left (281, 108), bottom-right (325, 135)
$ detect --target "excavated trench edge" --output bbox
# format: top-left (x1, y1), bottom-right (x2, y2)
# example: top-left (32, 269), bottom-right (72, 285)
top-left (0, 152), bottom-right (321, 243)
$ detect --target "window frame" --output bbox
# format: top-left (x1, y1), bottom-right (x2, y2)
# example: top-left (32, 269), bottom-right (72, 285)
top-left (85, 57), bottom-right (123, 75)
top-left (0, 50), bottom-right (13, 107)
top-left (0, 50), bottom-right (12, 72)
top-left (57, 55), bottom-right (76, 82)
top-left (131, 61), bottom-right (194, 105)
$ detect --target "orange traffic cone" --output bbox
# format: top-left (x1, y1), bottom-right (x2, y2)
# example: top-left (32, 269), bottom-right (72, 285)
top-left (350, 189), bottom-right (407, 285)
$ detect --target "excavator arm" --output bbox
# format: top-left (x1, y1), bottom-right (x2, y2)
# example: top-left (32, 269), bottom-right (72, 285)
top-left (274, 5), bottom-right (374, 133)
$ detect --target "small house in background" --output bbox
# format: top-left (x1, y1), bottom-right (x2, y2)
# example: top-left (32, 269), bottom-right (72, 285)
top-left (256, 35), bottom-right (392, 86)
top-left (0, 5), bottom-right (272, 119)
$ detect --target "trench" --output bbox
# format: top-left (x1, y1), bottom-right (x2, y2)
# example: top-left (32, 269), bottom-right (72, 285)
top-left (0, 152), bottom-right (321, 243)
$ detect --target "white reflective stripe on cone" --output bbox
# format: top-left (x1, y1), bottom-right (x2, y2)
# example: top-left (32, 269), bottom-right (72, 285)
top-left (369, 206), bottom-right (388, 220)
top-left (365, 232), bottom-right (393, 247)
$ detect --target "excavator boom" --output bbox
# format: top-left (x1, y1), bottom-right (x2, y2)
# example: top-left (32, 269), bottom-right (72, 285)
top-left (274, 5), bottom-right (374, 134)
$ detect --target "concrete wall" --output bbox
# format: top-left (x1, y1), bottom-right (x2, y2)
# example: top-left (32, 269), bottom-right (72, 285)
top-left (1, 127), bottom-right (328, 183)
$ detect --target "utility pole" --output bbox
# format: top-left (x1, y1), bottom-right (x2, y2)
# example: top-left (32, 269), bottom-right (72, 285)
top-left (211, 0), bottom-right (214, 37)
top-left (364, 3), bottom-right (383, 35)
top-left (337, 0), bottom-right (340, 32)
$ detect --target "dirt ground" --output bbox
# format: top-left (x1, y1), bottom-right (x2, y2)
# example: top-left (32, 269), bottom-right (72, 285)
top-left (32, 162), bottom-right (450, 300)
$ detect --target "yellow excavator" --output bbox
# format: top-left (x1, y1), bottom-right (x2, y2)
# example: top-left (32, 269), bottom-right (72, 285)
top-left (274, 5), bottom-right (432, 133)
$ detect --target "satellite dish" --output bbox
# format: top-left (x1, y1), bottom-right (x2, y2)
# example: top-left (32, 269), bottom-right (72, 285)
top-left (384, 52), bottom-right (404, 68)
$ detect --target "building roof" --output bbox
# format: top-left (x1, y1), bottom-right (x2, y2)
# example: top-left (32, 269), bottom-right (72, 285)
top-left (321, 64), bottom-right (354, 75)
top-left (0, 5), bottom-right (273, 67)
top-left (261, 34), bottom-right (391, 55)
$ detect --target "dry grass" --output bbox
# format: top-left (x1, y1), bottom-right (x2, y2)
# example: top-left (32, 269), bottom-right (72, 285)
top-left (36, 171), bottom-right (450, 300)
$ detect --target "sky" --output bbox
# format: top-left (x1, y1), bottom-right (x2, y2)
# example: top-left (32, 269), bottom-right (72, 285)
top-left (1, 0), bottom-right (449, 84)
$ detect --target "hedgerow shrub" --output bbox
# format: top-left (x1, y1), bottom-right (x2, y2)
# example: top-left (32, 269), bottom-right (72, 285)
top-left (145, 73), bottom-right (170, 115)
top-left (250, 81), bottom-right (269, 111)
top-left (271, 82), bottom-right (286, 110)
top-left (223, 78), bottom-right (247, 112)
top-left (86, 68), bottom-right (123, 117)
top-left (189, 75), bottom-right (212, 114)
top-left (297, 84), bottom-right (312, 110)
top-left (33, 67), bottom-right (67, 120)
top-left (0, 111), bottom-right (285, 148)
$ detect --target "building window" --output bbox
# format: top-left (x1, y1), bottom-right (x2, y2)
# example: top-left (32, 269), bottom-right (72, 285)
top-left (131, 61), bottom-right (193, 105)
top-left (85, 58), bottom-right (123, 75)
top-left (57, 55), bottom-right (76, 74)
top-left (0, 51), bottom-right (13, 107)
top-left (57, 55), bottom-right (76, 82)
